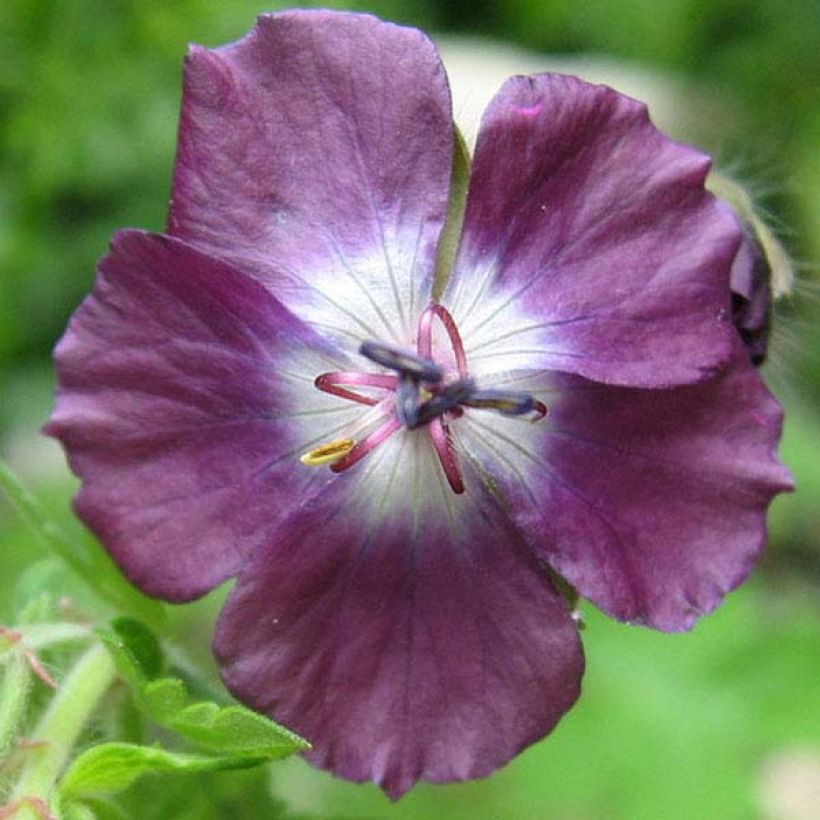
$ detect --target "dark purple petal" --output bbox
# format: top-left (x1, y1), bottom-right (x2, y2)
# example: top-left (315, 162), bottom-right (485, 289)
top-left (45, 230), bottom-right (361, 602)
top-left (730, 233), bottom-right (772, 365)
top-left (446, 74), bottom-right (742, 388)
top-left (169, 10), bottom-right (453, 344)
top-left (458, 344), bottom-right (792, 631)
top-left (214, 454), bottom-right (583, 798)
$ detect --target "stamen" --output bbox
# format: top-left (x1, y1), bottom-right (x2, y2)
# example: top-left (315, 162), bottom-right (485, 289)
top-left (300, 438), bottom-right (355, 466)
top-left (417, 303), bottom-right (468, 377)
top-left (359, 340), bottom-right (442, 382)
top-left (315, 371), bottom-right (398, 406)
top-left (331, 416), bottom-right (403, 473)
top-left (307, 303), bottom-right (545, 492)
top-left (465, 389), bottom-right (549, 420)
top-left (299, 396), bottom-right (396, 469)
top-left (429, 417), bottom-right (464, 494)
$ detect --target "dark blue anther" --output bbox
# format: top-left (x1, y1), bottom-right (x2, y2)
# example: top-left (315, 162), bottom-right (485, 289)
top-left (396, 375), bottom-right (421, 428)
top-left (464, 389), bottom-right (536, 416)
top-left (359, 340), bottom-right (443, 383)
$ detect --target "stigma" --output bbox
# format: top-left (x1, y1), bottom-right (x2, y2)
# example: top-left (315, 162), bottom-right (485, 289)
top-left (301, 303), bottom-right (547, 494)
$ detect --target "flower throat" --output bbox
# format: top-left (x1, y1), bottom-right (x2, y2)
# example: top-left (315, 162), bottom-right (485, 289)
top-left (301, 304), bottom-right (547, 494)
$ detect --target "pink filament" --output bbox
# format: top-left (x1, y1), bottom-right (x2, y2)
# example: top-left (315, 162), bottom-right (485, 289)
top-left (331, 416), bottom-right (403, 473)
top-left (417, 303), bottom-right (468, 377)
top-left (417, 304), bottom-right (467, 492)
top-left (315, 371), bottom-right (398, 406)
top-left (428, 417), bottom-right (464, 494)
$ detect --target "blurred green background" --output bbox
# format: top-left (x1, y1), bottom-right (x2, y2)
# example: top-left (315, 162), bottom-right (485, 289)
top-left (1, 1), bottom-right (818, 818)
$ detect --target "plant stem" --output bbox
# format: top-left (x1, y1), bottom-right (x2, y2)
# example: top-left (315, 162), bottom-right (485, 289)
top-left (0, 649), bottom-right (31, 761)
top-left (10, 642), bottom-right (116, 819)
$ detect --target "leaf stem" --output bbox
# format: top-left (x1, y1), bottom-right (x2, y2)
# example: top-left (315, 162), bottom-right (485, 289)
top-left (9, 642), bottom-right (116, 819)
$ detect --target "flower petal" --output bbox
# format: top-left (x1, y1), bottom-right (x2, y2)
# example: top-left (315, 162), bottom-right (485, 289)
top-left (45, 230), bottom-right (365, 602)
top-left (457, 345), bottom-right (792, 631)
top-left (168, 10), bottom-right (454, 344)
top-left (446, 73), bottom-right (742, 388)
top-left (214, 436), bottom-right (583, 798)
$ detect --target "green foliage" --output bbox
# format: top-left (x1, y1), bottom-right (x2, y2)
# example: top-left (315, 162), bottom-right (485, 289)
top-left (59, 743), bottom-right (272, 802)
top-left (109, 617), bottom-right (164, 680)
top-left (98, 619), bottom-right (308, 758)
top-left (0, 458), bottom-right (165, 626)
top-left (48, 620), bottom-right (308, 812)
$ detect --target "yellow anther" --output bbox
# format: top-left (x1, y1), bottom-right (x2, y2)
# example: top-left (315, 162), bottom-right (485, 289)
top-left (300, 437), bottom-right (355, 467)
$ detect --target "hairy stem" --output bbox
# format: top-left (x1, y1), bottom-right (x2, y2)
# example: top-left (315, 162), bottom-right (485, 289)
top-left (0, 649), bottom-right (31, 761)
top-left (10, 642), bottom-right (116, 819)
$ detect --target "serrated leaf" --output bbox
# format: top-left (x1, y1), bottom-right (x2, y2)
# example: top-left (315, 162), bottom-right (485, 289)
top-left (141, 677), bottom-right (189, 722)
top-left (165, 701), bottom-right (306, 755)
top-left (98, 621), bottom-right (308, 757)
top-left (59, 742), bottom-right (269, 801)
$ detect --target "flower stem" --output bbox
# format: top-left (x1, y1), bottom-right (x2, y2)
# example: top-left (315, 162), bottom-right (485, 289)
top-left (9, 642), bottom-right (116, 819)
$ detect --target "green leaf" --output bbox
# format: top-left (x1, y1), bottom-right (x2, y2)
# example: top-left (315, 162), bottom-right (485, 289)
top-left (140, 677), bottom-right (190, 723)
top-left (96, 625), bottom-right (147, 693)
top-left (98, 622), bottom-right (308, 757)
top-left (58, 742), bottom-right (270, 801)
top-left (162, 699), bottom-right (306, 755)
top-left (110, 617), bottom-right (164, 680)
top-left (76, 797), bottom-right (130, 820)
top-left (62, 802), bottom-right (98, 820)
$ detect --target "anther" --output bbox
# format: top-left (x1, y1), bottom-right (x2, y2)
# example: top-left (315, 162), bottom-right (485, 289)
top-left (359, 340), bottom-right (443, 383)
top-left (396, 374), bottom-right (421, 428)
top-left (464, 389), bottom-right (544, 417)
top-left (300, 438), bottom-right (356, 466)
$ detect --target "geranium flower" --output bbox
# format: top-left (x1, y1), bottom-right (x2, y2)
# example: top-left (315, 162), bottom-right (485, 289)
top-left (46, 10), bottom-right (792, 798)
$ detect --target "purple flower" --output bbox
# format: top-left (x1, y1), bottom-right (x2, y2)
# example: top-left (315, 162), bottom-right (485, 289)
top-left (46, 10), bottom-right (792, 799)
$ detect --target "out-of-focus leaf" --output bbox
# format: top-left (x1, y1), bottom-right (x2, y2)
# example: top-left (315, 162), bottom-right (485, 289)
top-left (0, 458), bottom-right (165, 627)
top-left (62, 803), bottom-right (97, 820)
